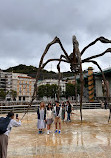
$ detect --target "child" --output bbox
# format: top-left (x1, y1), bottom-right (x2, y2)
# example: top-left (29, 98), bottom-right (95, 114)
top-left (46, 103), bottom-right (53, 135)
top-left (53, 101), bottom-right (62, 134)
top-left (37, 102), bottom-right (46, 134)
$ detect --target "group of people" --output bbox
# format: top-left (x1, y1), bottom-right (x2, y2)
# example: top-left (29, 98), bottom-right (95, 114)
top-left (37, 100), bottom-right (72, 135)
top-left (0, 100), bottom-right (72, 158)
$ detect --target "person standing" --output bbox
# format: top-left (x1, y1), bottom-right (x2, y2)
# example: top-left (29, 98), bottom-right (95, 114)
top-left (0, 111), bottom-right (21, 158)
top-left (100, 100), bottom-right (104, 109)
top-left (53, 101), bottom-right (62, 134)
top-left (61, 102), bottom-right (66, 121)
top-left (66, 100), bottom-right (72, 121)
top-left (46, 103), bottom-right (53, 135)
top-left (37, 102), bottom-right (46, 134)
top-left (104, 100), bottom-right (107, 109)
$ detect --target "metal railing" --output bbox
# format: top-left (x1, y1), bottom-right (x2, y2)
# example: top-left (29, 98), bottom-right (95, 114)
top-left (0, 101), bottom-right (41, 106)
top-left (0, 105), bottom-right (39, 114)
top-left (0, 102), bottom-right (111, 114)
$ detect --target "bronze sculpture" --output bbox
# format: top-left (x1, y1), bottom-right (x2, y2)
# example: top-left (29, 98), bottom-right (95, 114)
top-left (22, 36), bottom-right (111, 121)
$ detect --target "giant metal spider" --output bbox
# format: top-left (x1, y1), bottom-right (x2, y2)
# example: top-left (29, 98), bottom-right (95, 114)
top-left (22, 36), bottom-right (111, 121)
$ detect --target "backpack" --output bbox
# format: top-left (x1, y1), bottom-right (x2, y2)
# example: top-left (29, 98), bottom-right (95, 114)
top-left (0, 117), bottom-right (11, 134)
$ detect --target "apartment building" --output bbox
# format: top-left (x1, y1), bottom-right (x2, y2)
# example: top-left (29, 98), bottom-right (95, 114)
top-left (12, 73), bottom-right (36, 101)
top-left (0, 70), bottom-right (36, 101)
top-left (0, 70), bottom-right (12, 100)
top-left (0, 69), bottom-right (6, 90)
top-left (38, 79), bottom-right (66, 93)
top-left (0, 70), bottom-right (12, 91)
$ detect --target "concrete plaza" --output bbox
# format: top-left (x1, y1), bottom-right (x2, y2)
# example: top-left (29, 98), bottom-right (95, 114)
top-left (1, 109), bottom-right (111, 158)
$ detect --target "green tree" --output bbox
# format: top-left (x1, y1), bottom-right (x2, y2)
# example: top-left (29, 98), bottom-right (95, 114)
top-left (38, 85), bottom-right (46, 98)
top-left (50, 84), bottom-right (58, 98)
top-left (65, 83), bottom-right (80, 98)
top-left (38, 84), bottom-right (58, 98)
top-left (45, 84), bottom-right (52, 98)
top-left (10, 90), bottom-right (17, 100)
top-left (0, 89), bottom-right (7, 100)
top-left (66, 83), bottom-right (75, 98)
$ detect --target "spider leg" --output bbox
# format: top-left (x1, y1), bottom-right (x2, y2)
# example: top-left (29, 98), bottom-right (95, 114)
top-left (82, 59), bottom-right (109, 97)
top-left (36, 58), bottom-right (68, 103)
top-left (21, 57), bottom-right (68, 120)
top-left (57, 55), bottom-right (68, 68)
top-left (82, 48), bottom-right (111, 62)
top-left (82, 59), bottom-right (110, 122)
top-left (42, 58), bottom-right (68, 69)
top-left (81, 37), bottom-right (111, 56)
top-left (57, 55), bottom-right (66, 101)
top-left (37, 58), bottom-right (68, 100)
top-left (22, 36), bottom-right (69, 119)
top-left (39, 36), bottom-right (70, 68)
top-left (74, 75), bottom-right (78, 107)
top-left (79, 64), bottom-right (84, 123)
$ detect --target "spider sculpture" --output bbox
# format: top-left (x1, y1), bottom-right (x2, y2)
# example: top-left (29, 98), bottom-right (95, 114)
top-left (22, 36), bottom-right (111, 121)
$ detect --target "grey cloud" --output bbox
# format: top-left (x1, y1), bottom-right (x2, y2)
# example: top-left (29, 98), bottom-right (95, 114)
top-left (0, 0), bottom-right (111, 72)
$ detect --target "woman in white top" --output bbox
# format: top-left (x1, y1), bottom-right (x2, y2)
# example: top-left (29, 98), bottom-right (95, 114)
top-left (46, 103), bottom-right (53, 135)
top-left (0, 111), bottom-right (21, 158)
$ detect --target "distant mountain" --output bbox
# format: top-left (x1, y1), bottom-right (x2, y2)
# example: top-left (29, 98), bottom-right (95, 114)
top-left (4, 64), bottom-right (38, 74)
top-left (3, 64), bottom-right (73, 80)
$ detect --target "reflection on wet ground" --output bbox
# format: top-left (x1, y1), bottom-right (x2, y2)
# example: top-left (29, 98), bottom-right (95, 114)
top-left (1, 109), bottom-right (111, 158)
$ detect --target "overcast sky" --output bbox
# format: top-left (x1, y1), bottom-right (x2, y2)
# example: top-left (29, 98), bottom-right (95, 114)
top-left (0, 0), bottom-right (111, 72)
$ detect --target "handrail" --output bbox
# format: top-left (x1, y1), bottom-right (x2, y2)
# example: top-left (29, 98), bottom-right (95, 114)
top-left (0, 102), bottom-right (111, 115)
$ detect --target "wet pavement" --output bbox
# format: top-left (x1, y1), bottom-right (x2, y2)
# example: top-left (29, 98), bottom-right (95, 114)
top-left (1, 109), bottom-right (111, 158)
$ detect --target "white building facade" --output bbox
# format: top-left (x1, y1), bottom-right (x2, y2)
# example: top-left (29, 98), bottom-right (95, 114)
top-left (37, 79), bottom-right (66, 93)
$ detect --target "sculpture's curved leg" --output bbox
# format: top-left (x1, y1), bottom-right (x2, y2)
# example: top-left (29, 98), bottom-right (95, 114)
top-left (81, 37), bottom-right (111, 55)
top-left (82, 48), bottom-right (111, 62)
top-left (39, 36), bottom-right (70, 68)
top-left (57, 64), bottom-right (61, 101)
top-left (56, 55), bottom-right (67, 101)
top-left (22, 34), bottom-right (69, 119)
top-left (21, 58), bottom-right (68, 120)
top-left (82, 59), bottom-right (109, 98)
top-left (21, 67), bottom-right (42, 120)
top-left (80, 64), bottom-right (84, 122)
top-left (74, 75), bottom-right (78, 108)
top-left (82, 59), bottom-right (110, 122)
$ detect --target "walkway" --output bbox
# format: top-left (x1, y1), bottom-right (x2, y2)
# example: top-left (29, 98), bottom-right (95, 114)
top-left (2, 109), bottom-right (111, 158)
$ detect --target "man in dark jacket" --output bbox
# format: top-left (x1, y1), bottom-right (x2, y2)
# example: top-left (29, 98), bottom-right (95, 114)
top-left (66, 101), bottom-right (72, 121)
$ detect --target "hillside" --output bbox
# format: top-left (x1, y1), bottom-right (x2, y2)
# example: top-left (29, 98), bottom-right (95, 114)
top-left (3, 64), bottom-right (73, 80)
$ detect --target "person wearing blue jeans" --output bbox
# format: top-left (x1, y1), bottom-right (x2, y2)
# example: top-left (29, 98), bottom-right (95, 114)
top-left (67, 112), bottom-right (70, 121)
